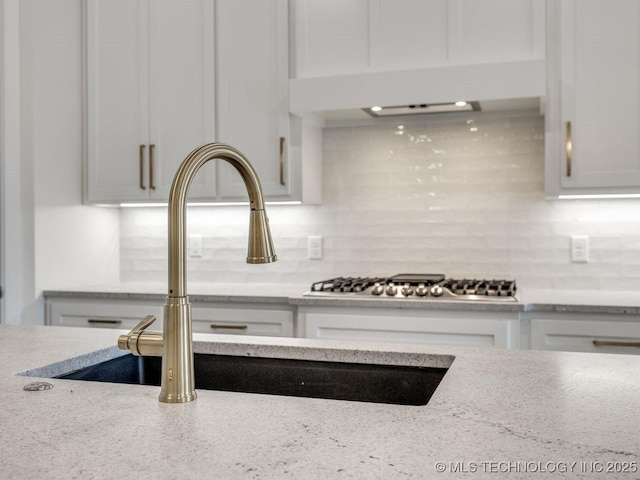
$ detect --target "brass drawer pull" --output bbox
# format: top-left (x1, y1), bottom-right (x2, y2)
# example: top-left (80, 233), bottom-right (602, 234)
top-left (565, 121), bottom-right (572, 177)
top-left (139, 145), bottom-right (146, 189)
top-left (210, 324), bottom-right (248, 331)
top-left (149, 144), bottom-right (156, 190)
top-left (279, 136), bottom-right (285, 186)
top-left (593, 340), bottom-right (640, 348)
top-left (87, 319), bottom-right (123, 325)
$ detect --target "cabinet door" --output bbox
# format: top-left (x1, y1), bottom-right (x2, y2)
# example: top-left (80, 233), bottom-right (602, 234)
top-left (531, 318), bottom-right (640, 355)
top-left (546, 0), bottom-right (640, 196)
top-left (85, 0), bottom-right (217, 204)
top-left (148, 0), bottom-right (216, 200)
top-left (85, 0), bottom-right (150, 203)
top-left (293, 0), bottom-right (544, 78)
top-left (216, 0), bottom-right (293, 200)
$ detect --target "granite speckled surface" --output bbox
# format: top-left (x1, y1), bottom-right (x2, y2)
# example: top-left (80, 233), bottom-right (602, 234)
top-left (42, 282), bottom-right (303, 306)
top-left (3, 325), bottom-right (639, 479)
top-left (44, 283), bottom-right (640, 314)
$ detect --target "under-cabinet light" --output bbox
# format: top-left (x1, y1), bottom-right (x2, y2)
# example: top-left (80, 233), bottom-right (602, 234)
top-left (119, 203), bottom-right (167, 208)
top-left (364, 101), bottom-right (480, 117)
top-left (557, 194), bottom-right (640, 200)
top-left (119, 201), bottom-right (302, 208)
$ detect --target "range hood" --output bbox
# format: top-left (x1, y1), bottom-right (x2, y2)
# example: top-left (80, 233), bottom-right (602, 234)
top-left (316, 98), bottom-right (542, 126)
top-left (289, 60), bottom-right (546, 125)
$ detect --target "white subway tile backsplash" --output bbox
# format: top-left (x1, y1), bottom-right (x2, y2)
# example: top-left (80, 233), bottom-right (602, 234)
top-left (120, 112), bottom-right (640, 291)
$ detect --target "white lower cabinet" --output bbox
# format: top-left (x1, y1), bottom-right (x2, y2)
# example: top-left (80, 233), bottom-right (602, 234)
top-left (191, 304), bottom-right (295, 337)
top-left (45, 297), bottom-right (295, 338)
top-left (299, 306), bottom-right (520, 349)
top-left (44, 295), bottom-right (640, 354)
top-left (529, 313), bottom-right (640, 355)
top-left (47, 300), bottom-right (164, 330)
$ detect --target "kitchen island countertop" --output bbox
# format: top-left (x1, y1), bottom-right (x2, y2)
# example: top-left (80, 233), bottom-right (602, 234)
top-left (2, 325), bottom-right (639, 479)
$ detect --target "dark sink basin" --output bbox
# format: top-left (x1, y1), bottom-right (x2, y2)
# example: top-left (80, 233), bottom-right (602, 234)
top-left (56, 353), bottom-right (448, 406)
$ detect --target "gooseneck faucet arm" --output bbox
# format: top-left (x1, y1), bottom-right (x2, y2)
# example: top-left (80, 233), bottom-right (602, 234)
top-left (118, 143), bottom-right (277, 403)
top-left (167, 143), bottom-right (276, 297)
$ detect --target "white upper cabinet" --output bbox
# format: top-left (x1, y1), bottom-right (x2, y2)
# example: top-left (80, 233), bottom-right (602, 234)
top-left (215, 0), bottom-right (292, 200)
top-left (85, 0), bottom-right (216, 204)
top-left (290, 0), bottom-right (546, 113)
top-left (215, 0), bottom-right (320, 203)
top-left (295, 0), bottom-right (544, 77)
top-left (85, 0), bottom-right (320, 205)
top-left (545, 0), bottom-right (640, 197)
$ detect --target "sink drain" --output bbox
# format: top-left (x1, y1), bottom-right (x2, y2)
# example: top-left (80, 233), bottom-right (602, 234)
top-left (23, 382), bottom-right (54, 391)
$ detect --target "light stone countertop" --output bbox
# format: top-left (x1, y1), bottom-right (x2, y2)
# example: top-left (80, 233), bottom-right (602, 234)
top-left (2, 324), bottom-right (639, 479)
top-left (43, 282), bottom-right (640, 315)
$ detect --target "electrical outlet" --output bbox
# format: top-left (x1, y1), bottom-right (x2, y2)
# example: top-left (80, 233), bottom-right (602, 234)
top-left (188, 234), bottom-right (203, 258)
top-left (571, 235), bottom-right (589, 263)
top-left (308, 236), bottom-right (323, 260)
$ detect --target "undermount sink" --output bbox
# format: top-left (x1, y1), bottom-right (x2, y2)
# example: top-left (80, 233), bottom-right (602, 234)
top-left (55, 353), bottom-right (449, 406)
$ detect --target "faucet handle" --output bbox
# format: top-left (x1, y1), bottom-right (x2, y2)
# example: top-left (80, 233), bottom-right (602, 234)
top-left (118, 315), bottom-right (159, 356)
top-left (133, 314), bottom-right (157, 333)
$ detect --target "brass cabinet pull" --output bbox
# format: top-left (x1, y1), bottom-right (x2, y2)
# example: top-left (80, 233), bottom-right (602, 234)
top-left (279, 136), bottom-right (285, 186)
top-left (210, 324), bottom-right (248, 330)
top-left (87, 318), bottom-right (123, 325)
top-left (593, 340), bottom-right (640, 348)
top-left (139, 145), bottom-right (146, 189)
top-left (565, 121), bottom-right (572, 177)
top-left (149, 144), bottom-right (156, 190)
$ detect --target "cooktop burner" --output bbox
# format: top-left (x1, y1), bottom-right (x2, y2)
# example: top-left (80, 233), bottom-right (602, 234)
top-left (306, 274), bottom-right (517, 302)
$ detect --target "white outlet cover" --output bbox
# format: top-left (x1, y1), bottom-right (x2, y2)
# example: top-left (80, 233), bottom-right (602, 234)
top-left (570, 235), bottom-right (589, 263)
top-left (308, 236), bottom-right (323, 260)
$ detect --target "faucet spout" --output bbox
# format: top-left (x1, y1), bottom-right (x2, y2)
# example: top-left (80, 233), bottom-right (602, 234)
top-left (118, 143), bottom-right (277, 403)
top-left (167, 143), bottom-right (277, 298)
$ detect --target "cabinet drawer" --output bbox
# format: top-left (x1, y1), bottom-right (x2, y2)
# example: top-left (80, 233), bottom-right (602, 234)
top-left (191, 306), bottom-right (294, 337)
top-left (531, 318), bottom-right (640, 354)
top-left (47, 301), bottom-right (163, 330)
top-left (301, 308), bottom-right (519, 348)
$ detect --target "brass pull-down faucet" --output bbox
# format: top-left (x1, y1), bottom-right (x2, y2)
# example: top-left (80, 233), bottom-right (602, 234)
top-left (118, 143), bottom-right (277, 403)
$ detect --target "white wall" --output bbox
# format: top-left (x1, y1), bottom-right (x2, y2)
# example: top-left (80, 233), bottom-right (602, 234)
top-left (121, 111), bottom-right (640, 292)
top-left (15, 0), bottom-right (119, 324)
top-left (1, 0), bottom-right (25, 325)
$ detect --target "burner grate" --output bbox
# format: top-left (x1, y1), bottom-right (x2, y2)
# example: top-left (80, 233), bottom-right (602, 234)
top-left (442, 278), bottom-right (516, 297)
top-left (310, 277), bottom-right (387, 293)
top-left (306, 275), bottom-right (517, 301)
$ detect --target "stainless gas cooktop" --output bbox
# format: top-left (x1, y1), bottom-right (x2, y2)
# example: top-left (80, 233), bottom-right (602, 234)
top-left (304, 273), bottom-right (518, 302)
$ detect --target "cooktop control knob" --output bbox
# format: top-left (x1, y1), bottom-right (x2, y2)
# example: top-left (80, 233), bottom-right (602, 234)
top-left (401, 283), bottom-right (414, 297)
top-left (430, 285), bottom-right (444, 297)
top-left (371, 283), bottom-right (384, 296)
top-left (415, 283), bottom-right (429, 297)
top-left (386, 284), bottom-right (398, 296)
